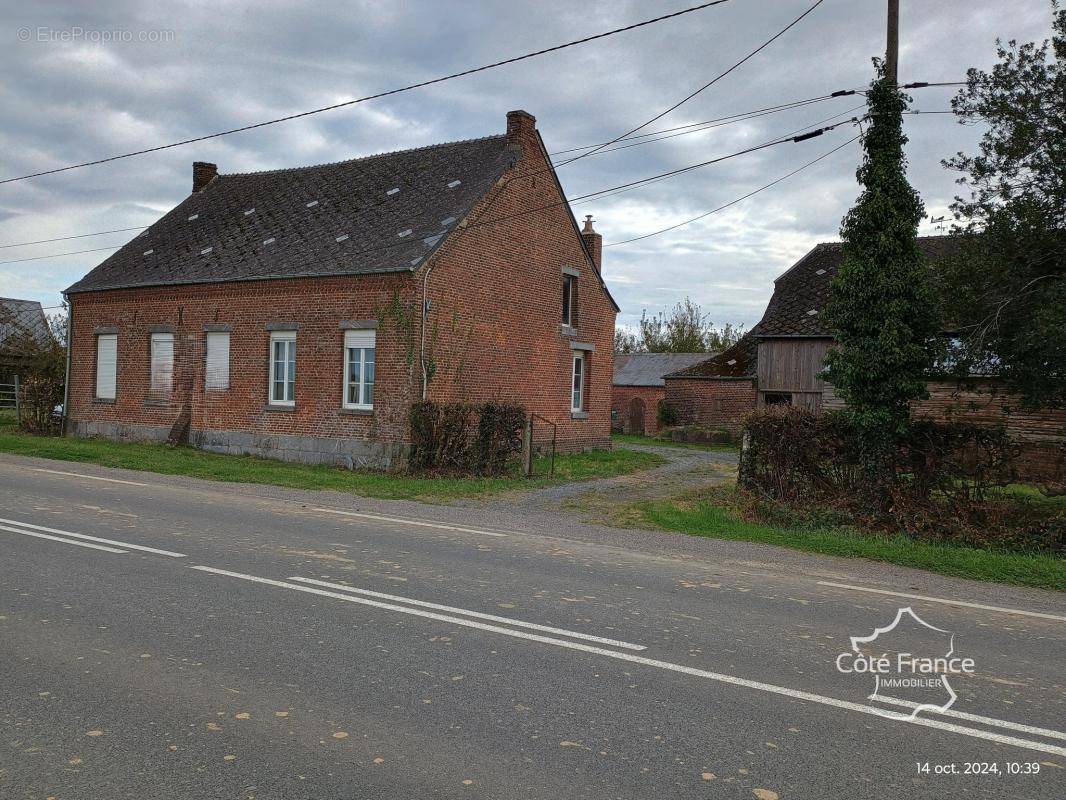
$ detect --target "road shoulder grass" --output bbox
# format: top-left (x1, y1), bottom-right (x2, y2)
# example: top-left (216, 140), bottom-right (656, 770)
top-left (632, 485), bottom-right (1065, 591)
top-left (0, 416), bottom-right (663, 502)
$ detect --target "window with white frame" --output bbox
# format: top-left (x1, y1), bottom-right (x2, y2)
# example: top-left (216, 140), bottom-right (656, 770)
top-left (149, 333), bottom-right (174, 398)
top-left (343, 329), bottom-right (376, 409)
top-left (205, 331), bottom-right (230, 391)
top-left (269, 331), bottom-right (296, 405)
top-left (571, 352), bottom-right (585, 412)
top-left (95, 333), bottom-right (117, 400)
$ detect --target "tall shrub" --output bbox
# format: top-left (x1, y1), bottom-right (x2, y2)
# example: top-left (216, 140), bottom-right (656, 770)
top-left (822, 61), bottom-right (938, 483)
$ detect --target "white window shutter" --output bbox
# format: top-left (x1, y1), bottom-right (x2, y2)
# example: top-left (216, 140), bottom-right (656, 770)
top-left (150, 333), bottom-right (174, 394)
top-left (96, 334), bottom-right (117, 399)
top-left (344, 329), bottom-right (375, 349)
top-left (205, 332), bottom-right (230, 390)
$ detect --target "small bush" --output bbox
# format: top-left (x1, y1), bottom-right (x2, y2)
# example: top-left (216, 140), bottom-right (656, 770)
top-left (409, 400), bottom-right (526, 476)
top-left (657, 401), bottom-right (680, 428)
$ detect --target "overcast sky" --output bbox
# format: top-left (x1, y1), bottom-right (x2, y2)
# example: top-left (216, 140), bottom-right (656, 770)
top-left (0, 0), bottom-right (1056, 331)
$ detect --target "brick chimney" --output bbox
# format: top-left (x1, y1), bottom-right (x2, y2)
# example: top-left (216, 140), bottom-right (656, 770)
top-left (506, 110), bottom-right (536, 152)
top-left (192, 161), bottom-right (218, 193)
top-left (581, 215), bottom-right (602, 273)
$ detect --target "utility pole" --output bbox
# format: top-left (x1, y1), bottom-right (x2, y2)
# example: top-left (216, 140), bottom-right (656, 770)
top-left (885, 0), bottom-right (899, 83)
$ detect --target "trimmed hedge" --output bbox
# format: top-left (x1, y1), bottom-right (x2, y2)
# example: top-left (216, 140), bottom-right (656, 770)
top-left (409, 401), bottom-right (526, 476)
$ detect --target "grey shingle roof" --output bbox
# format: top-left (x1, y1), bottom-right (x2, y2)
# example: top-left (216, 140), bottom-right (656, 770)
top-left (663, 334), bottom-right (759, 380)
top-left (755, 235), bottom-right (960, 337)
top-left (613, 352), bottom-right (710, 386)
top-left (66, 135), bottom-right (516, 293)
top-left (0, 298), bottom-right (51, 351)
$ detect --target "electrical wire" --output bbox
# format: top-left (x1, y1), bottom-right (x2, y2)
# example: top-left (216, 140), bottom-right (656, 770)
top-left (0, 226), bottom-right (145, 249)
top-left (0, 0), bottom-right (735, 186)
top-left (556, 0), bottom-right (826, 167)
top-left (605, 134), bottom-right (860, 246)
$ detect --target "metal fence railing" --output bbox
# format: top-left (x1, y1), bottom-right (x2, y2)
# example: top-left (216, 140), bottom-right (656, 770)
top-left (0, 376), bottom-right (18, 417)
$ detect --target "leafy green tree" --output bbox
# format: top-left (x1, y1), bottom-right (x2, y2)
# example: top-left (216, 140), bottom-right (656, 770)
top-left (822, 62), bottom-right (938, 472)
top-left (614, 328), bottom-right (641, 353)
top-left (938, 2), bottom-right (1066, 408)
top-left (630, 297), bottom-right (743, 353)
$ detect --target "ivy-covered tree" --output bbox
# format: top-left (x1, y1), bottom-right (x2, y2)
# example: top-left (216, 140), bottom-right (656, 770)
top-left (938, 2), bottom-right (1066, 409)
top-left (822, 62), bottom-right (939, 471)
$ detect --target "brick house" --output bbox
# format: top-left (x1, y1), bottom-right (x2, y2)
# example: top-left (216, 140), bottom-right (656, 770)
top-left (611, 352), bottom-right (707, 436)
top-left (663, 237), bottom-right (1064, 484)
top-left (63, 110), bottom-right (618, 468)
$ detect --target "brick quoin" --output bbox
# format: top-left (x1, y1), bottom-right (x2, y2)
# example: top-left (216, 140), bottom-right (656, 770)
top-left (65, 110), bottom-right (618, 467)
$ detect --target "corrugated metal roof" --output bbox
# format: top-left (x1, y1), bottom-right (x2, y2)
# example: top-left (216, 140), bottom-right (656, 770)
top-left (613, 352), bottom-right (710, 386)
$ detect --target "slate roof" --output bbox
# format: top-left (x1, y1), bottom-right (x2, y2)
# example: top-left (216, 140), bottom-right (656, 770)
top-left (66, 135), bottom-right (516, 293)
top-left (0, 298), bottom-right (51, 351)
top-left (613, 352), bottom-right (710, 386)
top-left (664, 334), bottom-right (759, 380)
top-left (755, 235), bottom-right (960, 337)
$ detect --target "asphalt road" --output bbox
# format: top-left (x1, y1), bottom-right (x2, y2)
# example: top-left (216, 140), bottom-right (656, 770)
top-left (1, 453), bottom-right (1064, 799)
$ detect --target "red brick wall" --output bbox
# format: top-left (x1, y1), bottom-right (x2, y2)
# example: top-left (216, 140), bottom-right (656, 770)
top-left (664, 377), bottom-right (757, 438)
top-left (912, 381), bottom-right (1065, 487)
top-left (67, 274), bottom-right (417, 466)
top-left (611, 385), bottom-right (665, 436)
top-left (418, 111), bottom-right (615, 452)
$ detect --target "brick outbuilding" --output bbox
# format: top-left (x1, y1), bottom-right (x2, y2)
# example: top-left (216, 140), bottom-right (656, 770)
top-left (611, 352), bottom-right (707, 436)
top-left (64, 111), bottom-right (618, 468)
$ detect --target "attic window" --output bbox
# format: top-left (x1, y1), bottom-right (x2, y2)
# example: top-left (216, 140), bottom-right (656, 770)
top-left (143, 249), bottom-right (154, 256)
top-left (447, 180), bottom-right (461, 189)
top-left (398, 229), bottom-right (413, 238)
top-left (306, 200), bottom-right (319, 208)
top-left (387, 188), bottom-right (400, 196)
top-left (440, 216), bottom-right (457, 226)
top-left (727, 359), bottom-right (737, 365)
top-left (188, 214), bottom-right (199, 221)
top-left (807, 309), bottom-right (819, 316)
top-left (335, 234), bottom-right (349, 242)
top-left (200, 247), bottom-right (213, 255)
top-left (244, 208), bottom-right (255, 215)
top-left (263, 237), bottom-right (276, 246)
top-left (815, 269), bottom-right (826, 275)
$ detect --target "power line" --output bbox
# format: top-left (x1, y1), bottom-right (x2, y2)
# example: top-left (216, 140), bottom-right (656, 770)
top-left (0, 226), bottom-right (145, 249)
top-left (0, 0), bottom-right (735, 186)
top-left (557, 0), bottom-right (826, 167)
top-left (605, 134), bottom-right (860, 246)
top-left (21, 122), bottom-right (856, 277)
top-left (0, 245), bottom-right (120, 266)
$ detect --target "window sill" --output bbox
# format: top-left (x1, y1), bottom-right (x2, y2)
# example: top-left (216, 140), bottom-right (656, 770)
top-left (91, 397), bottom-right (116, 405)
top-left (571, 410), bottom-right (589, 420)
top-left (339, 407), bottom-right (374, 416)
top-left (143, 398), bottom-right (172, 407)
top-left (264, 403), bottom-right (296, 412)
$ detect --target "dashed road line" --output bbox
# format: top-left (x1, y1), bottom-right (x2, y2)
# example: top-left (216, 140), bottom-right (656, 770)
top-left (313, 507), bottom-right (509, 538)
top-left (0, 523), bottom-right (127, 554)
top-left (30, 467), bottom-right (150, 486)
top-left (0, 516), bottom-right (186, 557)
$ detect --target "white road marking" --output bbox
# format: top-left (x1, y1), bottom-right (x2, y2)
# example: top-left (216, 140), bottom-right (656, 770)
top-left (816, 581), bottom-right (1066, 623)
top-left (290, 576), bottom-right (646, 651)
top-left (313, 507), bottom-right (508, 538)
top-left (0, 516), bottom-right (186, 558)
top-left (31, 467), bottom-right (149, 487)
top-left (0, 523), bottom-right (127, 554)
top-left (874, 695), bottom-right (1066, 741)
top-left (192, 565), bottom-right (1066, 757)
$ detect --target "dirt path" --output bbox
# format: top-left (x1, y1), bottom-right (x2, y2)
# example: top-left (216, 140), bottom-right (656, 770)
top-left (469, 443), bottom-right (738, 521)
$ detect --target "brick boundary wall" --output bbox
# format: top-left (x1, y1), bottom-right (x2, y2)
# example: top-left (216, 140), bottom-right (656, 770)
top-left (663, 377), bottom-right (757, 439)
top-left (611, 385), bottom-right (665, 436)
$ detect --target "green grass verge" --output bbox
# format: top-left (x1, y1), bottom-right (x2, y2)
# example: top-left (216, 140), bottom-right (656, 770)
top-left (0, 416), bottom-right (663, 502)
top-left (611, 433), bottom-right (738, 452)
top-left (633, 487), bottom-right (1065, 591)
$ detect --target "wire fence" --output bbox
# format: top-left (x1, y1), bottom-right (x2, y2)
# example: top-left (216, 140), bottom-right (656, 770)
top-left (0, 377), bottom-right (19, 417)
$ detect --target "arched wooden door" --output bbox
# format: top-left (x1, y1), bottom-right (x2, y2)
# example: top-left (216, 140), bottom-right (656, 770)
top-left (628, 397), bottom-right (646, 435)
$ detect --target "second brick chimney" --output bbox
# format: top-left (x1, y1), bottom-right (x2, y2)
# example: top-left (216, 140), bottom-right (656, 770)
top-left (505, 109), bottom-right (536, 154)
top-left (581, 215), bottom-right (602, 273)
top-left (192, 161), bottom-right (218, 193)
